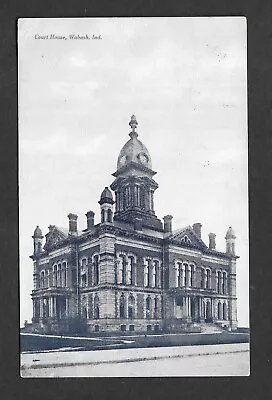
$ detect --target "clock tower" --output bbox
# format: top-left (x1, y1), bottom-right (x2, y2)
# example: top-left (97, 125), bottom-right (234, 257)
top-left (110, 115), bottom-right (163, 230)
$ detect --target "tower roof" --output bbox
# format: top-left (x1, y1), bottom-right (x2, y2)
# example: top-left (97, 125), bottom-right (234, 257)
top-left (33, 225), bottom-right (43, 238)
top-left (99, 186), bottom-right (114, 205)
top-left (116, 115), bottom-right (152, 171)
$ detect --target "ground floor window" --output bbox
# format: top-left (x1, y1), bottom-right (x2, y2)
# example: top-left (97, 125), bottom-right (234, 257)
top-left (154, 324), bottom-right (160, 332)
top-left (147, 324), bottom-right (152, 332)
top-left (129, 325), bottom-right (135, 331)
top-left (94, 325), bottom-right (99, 332)
top-left (121, 324), bottom-right (126, 332)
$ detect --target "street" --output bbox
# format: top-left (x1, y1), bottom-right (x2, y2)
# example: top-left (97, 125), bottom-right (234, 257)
top-left (21, 343), bottom-right (250, 377)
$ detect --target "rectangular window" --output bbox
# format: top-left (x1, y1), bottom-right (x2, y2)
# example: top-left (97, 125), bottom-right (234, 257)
top-left (129, 325), bottom-right (135, 331)
top-left (147, 325), bottom-right (152, 332)
top-left (121, 324), bottom-right (126, 332)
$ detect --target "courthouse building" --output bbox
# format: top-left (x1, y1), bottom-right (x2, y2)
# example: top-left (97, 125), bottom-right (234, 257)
top-left (30, 115), bottom-right (238, 334)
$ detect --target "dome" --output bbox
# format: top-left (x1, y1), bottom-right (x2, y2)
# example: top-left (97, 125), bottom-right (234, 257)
top-left (33, 225), bottom-right (43, 238)
top-left (99, 187), bottom-right (114, 205)
top-left (225, 226), bottom-right (236, 239)
top-left (117, 115), bottom-right (152, 171)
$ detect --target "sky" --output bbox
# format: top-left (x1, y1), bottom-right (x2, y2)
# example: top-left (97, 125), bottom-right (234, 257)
top-left (18, 17), bottom-right (248, 327)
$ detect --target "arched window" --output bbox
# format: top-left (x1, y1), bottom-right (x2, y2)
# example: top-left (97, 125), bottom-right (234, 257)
top-left (146, 296), bottom-right (151, 319)
top-left (82, 306), bottom-right (87, 319)
top-left (128, 295), bottom-right (135, 319)
top-left (147, 259), bottom-right (152, 287)
top-left (177, 262), bottom-right (183, 287)
top-left (140, 187), bottom-right (145, 209)
top-left (190, 264), bottom-right (195, 287)
top-left (93, 255), bottom-right (99, 285)
top-left (218, 301), bottom-right (222, 320)
top-left (201, 268), bottom-right (205, 288)
top-left (222, 272), bottom-right (227, 294)
top-left (184, 263), bottom-right (189, 286)
top-left (101, 209), bottom-right (105, 223)
top-left (223, 302), bottom-right (227, 320)
top-left (53, 265), bottom-right (57, 286)
top-left (154, 260), bottom-right (160, 288)
top-left (217, 271), bottom-right (222, 293)
top-left (205, 301), bottom-right (212, 320)
top-left (206, 269), bottom-right (211, 289)
top-left (57, 263), bottom-right (62, 286)
top-left (118, 254), bottom-right (126, 285)
top-left (40, 271), bottom-right (45, 288)
top-left (62, 262), bottom-right (67, 287)
top-left (107, 208), bottom-right (112, 223)
top-left (144, 260), bottom-right (148, 287)
top-left (120, 294), bottom-right (126, 319)
top-left (154, 297), bottom-right (159, 319)
top-left (127, 256), bottom-right (134, 285)
top-left (94, 295), bottom-right (100, 319)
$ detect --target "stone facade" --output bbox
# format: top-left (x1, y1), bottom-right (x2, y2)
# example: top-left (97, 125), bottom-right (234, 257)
top-left (29, 116), bottom-right (238, 334)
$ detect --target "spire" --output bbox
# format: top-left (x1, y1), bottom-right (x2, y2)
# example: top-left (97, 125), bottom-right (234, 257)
top-left (129, 114), bottom-right (138, 138)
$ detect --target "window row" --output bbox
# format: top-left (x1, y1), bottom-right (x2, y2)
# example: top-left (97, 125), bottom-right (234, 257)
top-left (81, 293), bottom-right (162, 321)
top-left (174, 262), bottom-right (228, 294)
top-left (39, 261), bottom-right (67, 289)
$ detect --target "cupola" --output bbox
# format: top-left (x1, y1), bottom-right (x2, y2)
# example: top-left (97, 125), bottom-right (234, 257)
top-left (116, 115), bottom-right (153, 172)
top-left (98, 187), bottom-right (114, 224)
top-left (225, 226), bottom-right (236, 255)
top-left (32, 225), bottom-right (44, 254)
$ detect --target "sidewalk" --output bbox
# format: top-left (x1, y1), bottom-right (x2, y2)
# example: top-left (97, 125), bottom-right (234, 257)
top-left (21, 342), bottom-right (249, 371)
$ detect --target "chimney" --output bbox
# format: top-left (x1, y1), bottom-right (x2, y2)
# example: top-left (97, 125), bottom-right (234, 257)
top-left (192, 223), bottom-right (202, 238)
top-left (86, 211), bottom-right (95, 230)
top-left (68, 213), bottom-right (78, 235)
top-left (208, 233), bottom-right (216, 250)
top-left (163, 215), bottom-right (173, 234)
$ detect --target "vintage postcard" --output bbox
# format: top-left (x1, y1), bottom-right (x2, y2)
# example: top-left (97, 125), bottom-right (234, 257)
top-left (18, 17), bottom-right (249, 377)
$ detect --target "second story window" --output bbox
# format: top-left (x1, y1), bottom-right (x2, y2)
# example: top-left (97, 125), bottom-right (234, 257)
top-left (93, 255), bottom-right (99, 285)
top-left (154, 260), bottom-right (160, 288)
top-left (40, 271), bottom-right (45, 288)
top-left (205, 269), bottom-right (211, 289)
top-left (127, 256), bottom-right (133, 285)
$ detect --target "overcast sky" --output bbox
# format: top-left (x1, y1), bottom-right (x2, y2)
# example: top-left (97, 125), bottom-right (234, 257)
top-left (18, 17), bottom-right (248, 327)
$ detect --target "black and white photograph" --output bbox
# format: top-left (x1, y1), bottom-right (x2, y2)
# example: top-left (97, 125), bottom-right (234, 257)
top-left (18, 17), bottom-right (249, 377)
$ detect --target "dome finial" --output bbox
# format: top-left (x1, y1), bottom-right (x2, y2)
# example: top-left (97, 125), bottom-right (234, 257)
top-left (129, 115), bottom-right (138, 138)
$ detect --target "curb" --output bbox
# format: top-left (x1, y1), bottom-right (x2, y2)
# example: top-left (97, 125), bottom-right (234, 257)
top-left (21, 348), bottom-right (249, 371)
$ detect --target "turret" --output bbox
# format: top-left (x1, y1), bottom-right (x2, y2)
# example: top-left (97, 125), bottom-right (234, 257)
top-left (32, 225), bottom-right (44, 254)
top-left (225, 226), bottom-right (236, 255)
top-left (98, 187), bottom-right (114, 224)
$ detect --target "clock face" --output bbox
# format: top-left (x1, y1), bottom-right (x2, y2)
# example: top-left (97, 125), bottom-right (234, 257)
top-left (138, 153), bottom-right (148, 165)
